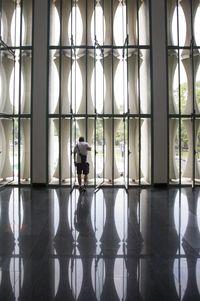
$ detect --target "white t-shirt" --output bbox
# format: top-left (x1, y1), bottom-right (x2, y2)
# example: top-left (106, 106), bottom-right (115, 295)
top-left (74, 142), bottom-right (90, 163)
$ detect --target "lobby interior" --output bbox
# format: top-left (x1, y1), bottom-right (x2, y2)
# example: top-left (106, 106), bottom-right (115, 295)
top-left (1, 0), bottom-right (200, 300)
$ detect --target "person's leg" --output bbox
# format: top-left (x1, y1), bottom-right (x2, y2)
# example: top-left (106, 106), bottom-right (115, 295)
top-left (77, 164), bottom-right (82, 188)
top-left (78, 174), bottom-right (82, 186)
top-left (84, 174), bottom-right (88, 185)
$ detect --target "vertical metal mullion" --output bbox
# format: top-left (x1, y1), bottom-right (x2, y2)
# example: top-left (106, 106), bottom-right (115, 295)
top-left (136, 0), bottom-right (141, 187)
top-left (126, 0), bottom-right (129, 188)
top-left (111, 0), bottom-right (114, 185)
top-left (70, 0), bottom-right (74, 188)
top-left (18, 0), bottom-right (23, 186)
top-left (176, 1), bottom-right (182, 187)
top-left (190, 1), bottom-right (195, 188)
top-left (59, 0), bottom-right (63, 186)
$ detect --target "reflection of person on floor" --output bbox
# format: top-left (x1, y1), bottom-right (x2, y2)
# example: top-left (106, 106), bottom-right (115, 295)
top-left (73, 136), bottom-right (91, 191)
top-left (74, 195), bottom-right (90, 235)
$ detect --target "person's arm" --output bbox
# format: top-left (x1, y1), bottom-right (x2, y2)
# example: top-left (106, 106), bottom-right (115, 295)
top-left (73, 146), bottom-right (77, 165)
top-left (87, 143), bottom-right (91, 151)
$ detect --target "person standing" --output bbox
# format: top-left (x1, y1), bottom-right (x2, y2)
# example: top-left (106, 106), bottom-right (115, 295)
top-left (74, 136), bottom-right (91, 191)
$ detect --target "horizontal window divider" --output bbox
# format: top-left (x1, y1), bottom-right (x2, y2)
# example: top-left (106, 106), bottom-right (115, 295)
top-left (49, 45), bottom-right (150, 50)
top-left (48, 113), bottom-right (152, 119)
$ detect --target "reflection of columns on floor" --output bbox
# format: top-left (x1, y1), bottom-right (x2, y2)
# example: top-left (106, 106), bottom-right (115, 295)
top-left (21, 119), bottom-right (30, 180)
top-left (126, 189), bottom-right (143, 253)
top-left (129, 118), bottom-right (143, 181)
top-left (0, 189), bottom-right (15, 299)
top-left (0, 188), bottom-right (15, 254)
top-left (76, 192), bottom-right (96, 250)
top-left (21, 54), bottom-right (32, 113)
top-left (0, 257), bottom-right (15, 300)
top-left (182, 54), bottom-right (200, 115)
top-left (100, 257), bottom-right (120, 301)
top-left (18, 189), bottom-right (32, 301)
top-left (54, 53), bottom-right (71, 114)
top-left (53, 119), bottom-right (71, 181)
top-left (126, 189), bottom-right (143, 301)
top-left (2, 54), bottom-right (14, 113)
top-left (54, 257), bottom-right (75, 301)
top-left (104, 118), bottom-right (120, 181)
top-left (182, 119), bottom-right (200, 179)
top-left (169, 119), bottom-right (178, 180)
top-left (181, 256), bottom-right (200, 300)
top-left (54, 189), bottom-right (74, 254)
top-left (168, 51), bottom-right (178, 114)
top-left (100, 189), bottom-right (120, 252)
top-left (182, 189), bottom-right (200, 252)
top-left (0, 119), bottom-right (13, 179)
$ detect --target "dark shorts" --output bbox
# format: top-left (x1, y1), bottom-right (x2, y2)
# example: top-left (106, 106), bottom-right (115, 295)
top-left (77, 162), bottom-right (89, 175)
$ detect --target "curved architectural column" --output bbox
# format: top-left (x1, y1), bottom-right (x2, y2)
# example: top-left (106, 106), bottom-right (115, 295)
top-left (0, 121), bottom-right (6, 177)
top-left (21, 119), bottom-right (30, 180)
top-left (182, 119), bottom-right (200, 179)
top-left (182, 55), bottom-right (200, 114)
top-left (0, 119), bottom-right (13, 179)
top-left (129, 53), bottom-right (140, 114)
top-left (49, 119), bottom-right (56, 182)
top-left (103, 0), bottom-right (112, 48)
top-left (21, 53), bottom-right (31, 113)
top-left (78, 55), bottom-right (94, 114)
top-left (0, 59), bottom-right (6, 112)
top-left (54, 53), bottom-right (71, 114)
top-left (104, 55), bottom-right (118, 114)
top-left (129, 118), bottom-right (142, 182)
top-left (104, 118), bottom-right (120, 181)
top-left (49, 52), bottom-right (59, 114)
top-left (167, 0), bottom-right (177, 46)
top-left (23, 0), bottom-right (33, 46)
top-left (50, 2), bottom-right (60, 46)
top-left (86, 55), bottom-right (95, 114)
top-left (86, 0), bottom-right (94, 46)
top-left (180, 0), bottom-right (199, 49)
top-left (53, 119), bottom-right (71, 181)
top-left (61, 0), bottom-right (71, 46)
top-left (1, 0), bottom-right (15, 45)
top-left (2, 54), bottom-right (14, 114)
top-left (169, 119), bottom-right (179, 180)
top-left (168, 51), bottom-right (178, 114)
top-left (77, 0), bottom-right (86, 46)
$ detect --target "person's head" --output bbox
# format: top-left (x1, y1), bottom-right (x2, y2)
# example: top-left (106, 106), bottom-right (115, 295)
top-left (79, 136), bottom-right (84, 142)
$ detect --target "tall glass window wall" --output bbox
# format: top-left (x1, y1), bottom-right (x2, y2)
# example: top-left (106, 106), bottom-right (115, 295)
top-left (0, 0), bottom-right (32, 186)
top-left (168, 0), bottom-right (200, 186)
top-left (48, 0), bottom-right (151, 187)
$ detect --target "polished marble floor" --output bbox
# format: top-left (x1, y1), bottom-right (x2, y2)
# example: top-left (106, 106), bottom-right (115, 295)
top-left (0, 186), bottom-right (200, 300)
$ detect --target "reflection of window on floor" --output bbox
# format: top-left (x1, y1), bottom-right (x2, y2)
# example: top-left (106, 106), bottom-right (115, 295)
top-left (49, 0), bottom-right (151, 186)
